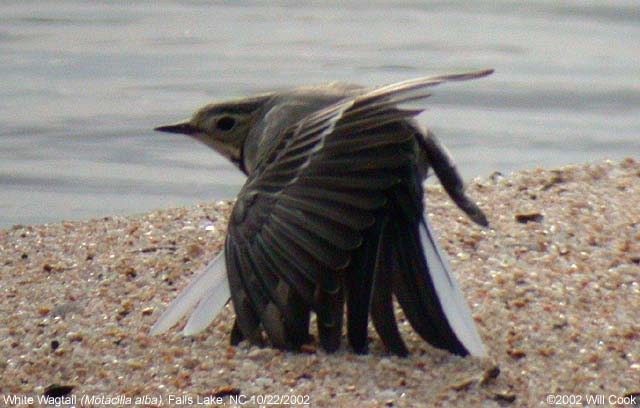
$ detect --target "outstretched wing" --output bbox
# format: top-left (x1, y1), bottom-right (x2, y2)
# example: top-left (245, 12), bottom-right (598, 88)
top-left (225, 70), bottom-right (492, 350)
top-left (150, 70), bottom-right (492, 355)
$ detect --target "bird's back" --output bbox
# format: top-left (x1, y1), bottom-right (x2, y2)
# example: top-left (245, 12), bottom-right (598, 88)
top-left (242, 82), bottom-right (366, 175)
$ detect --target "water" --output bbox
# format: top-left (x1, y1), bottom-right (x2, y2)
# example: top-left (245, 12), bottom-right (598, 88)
top-left (1, 1), bottom-right (639, 229)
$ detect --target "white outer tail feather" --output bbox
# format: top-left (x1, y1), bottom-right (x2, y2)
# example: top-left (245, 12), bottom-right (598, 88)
top-left (419, 216), bottom-right (487, 357)
top-left (150, 251), bottom-right (230, 336)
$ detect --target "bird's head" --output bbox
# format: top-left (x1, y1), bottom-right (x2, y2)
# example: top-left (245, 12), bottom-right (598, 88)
top-left (154, 93), bottom-right (273, 169)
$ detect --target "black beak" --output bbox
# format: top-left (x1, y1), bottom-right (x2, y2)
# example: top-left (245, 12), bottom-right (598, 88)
top-left (154, 121), bottom-right (197, 135)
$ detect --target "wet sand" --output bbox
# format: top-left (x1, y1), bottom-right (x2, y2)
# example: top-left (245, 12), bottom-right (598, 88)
top-left (1, 159), bottom-right (638, 407)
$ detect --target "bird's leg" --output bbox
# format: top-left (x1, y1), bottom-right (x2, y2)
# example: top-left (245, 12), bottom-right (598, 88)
top-left (315, 285), bottom-right (344, 353)
top-left (230, 319), bottom-right (244, 345)
top-left (283, 289), bottom-right (312, 350)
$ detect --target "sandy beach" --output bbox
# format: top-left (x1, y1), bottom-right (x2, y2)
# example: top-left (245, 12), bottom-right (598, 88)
top-left (1, 159), bottom-right (638, 407)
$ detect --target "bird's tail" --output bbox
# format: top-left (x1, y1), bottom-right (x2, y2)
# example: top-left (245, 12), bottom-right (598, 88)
top-left (389, 214), bottom-right (487, 357)
top-left (150, 251), bottom-right (230, 336)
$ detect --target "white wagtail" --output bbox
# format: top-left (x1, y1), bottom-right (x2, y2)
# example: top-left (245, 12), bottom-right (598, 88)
top-left (151, 70), bottom-right (493, 357)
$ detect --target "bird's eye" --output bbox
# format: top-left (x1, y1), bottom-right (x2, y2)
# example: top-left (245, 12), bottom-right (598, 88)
top-left (216, 116), bottom-right (236, 131)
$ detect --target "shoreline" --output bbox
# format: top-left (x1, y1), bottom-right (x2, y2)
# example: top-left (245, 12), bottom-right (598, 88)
top-left (1, 159), bottom-right (638, 407)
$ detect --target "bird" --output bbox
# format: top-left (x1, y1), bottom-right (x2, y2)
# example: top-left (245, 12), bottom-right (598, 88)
top-left (150, 69), bottom-right (493, 358)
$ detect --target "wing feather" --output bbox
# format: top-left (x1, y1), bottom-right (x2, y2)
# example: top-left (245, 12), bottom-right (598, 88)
top-left (153, 70), bottom-right (493, 355)
top-left (226, 71), bottom-right (492, 348)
